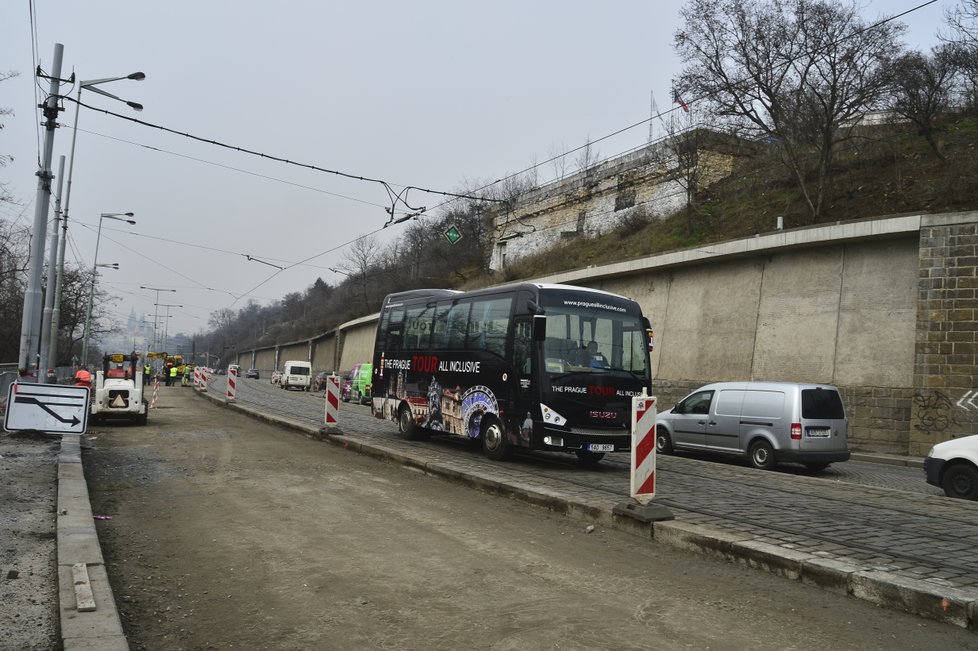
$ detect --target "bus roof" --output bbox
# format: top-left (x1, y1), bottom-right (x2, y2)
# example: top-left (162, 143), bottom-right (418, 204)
top-left (383, 282), bottom-right (636, 306)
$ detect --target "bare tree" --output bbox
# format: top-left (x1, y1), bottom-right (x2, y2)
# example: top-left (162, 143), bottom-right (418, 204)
top-left (674, 0), bottom-right (905, 220)
top-left (650, 108), bottom-right (706, 234)
top-left (889, 47), bottom-right (958, 159)
top-left (0, 71), bottom-right (20, 205)
top-left (338, 234), bottom-right (379, 314)
top-left (574, 137), bottom-right (601, 176)
top-left (547, 143), bottom-right (569, 181)
top-left (942, 0), bottom-right (978, 106)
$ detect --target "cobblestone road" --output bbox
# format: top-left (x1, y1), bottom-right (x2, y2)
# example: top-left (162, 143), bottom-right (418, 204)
top-left (210, 376), bottom-right (978, 594)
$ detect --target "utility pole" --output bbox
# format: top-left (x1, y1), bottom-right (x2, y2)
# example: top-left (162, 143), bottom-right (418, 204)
top-left (38, 155), bottom-right (66, 379)
top-left (18, 43), bottom-right (64, 377)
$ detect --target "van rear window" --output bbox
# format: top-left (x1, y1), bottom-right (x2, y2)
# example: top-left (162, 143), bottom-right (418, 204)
top-left (801, 389), bottom-right (845, 419)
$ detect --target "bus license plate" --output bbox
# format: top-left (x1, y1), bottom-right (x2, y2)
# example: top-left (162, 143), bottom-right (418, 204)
top-left (588, 444), bottom-right (614, 452)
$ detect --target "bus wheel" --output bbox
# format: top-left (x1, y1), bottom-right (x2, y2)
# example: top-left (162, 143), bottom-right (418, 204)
top-left (482, 418), bottom-right (512, 461)
top-left (575, 451), bottom-right (605, 465)
top-left (398, 405), bottom-right (427, 441)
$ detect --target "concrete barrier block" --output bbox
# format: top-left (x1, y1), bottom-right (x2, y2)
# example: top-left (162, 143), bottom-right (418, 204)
top-left (652, 520), bottom-right (751, 560)
top-left (731, 539), bottom-right (808, 580)
top-left (800, 556), bottom-right (862, 593)
top-left (851, 569), bottom-right (978, 628)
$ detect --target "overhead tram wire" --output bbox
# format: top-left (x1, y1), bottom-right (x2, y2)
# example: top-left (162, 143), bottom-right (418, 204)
top-left (68, 126), bottom-right (391, 211)
top-left (74, 218), bottom-right (339, 272)
top-left (73, 221), bottom-right (241, 300)
top-left (66, 97), bottom-right (505, 226)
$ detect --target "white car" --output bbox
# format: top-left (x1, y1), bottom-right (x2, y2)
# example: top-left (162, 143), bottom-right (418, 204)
top-left (924, 434), bottom-right (978, 500)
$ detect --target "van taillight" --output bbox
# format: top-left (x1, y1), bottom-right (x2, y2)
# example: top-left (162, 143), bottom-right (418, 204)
top-left (790, 423), bottom-right (802, 440)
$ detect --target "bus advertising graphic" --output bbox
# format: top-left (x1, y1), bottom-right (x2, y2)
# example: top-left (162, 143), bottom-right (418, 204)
top-left (371, 283), bottom-right (654, 463)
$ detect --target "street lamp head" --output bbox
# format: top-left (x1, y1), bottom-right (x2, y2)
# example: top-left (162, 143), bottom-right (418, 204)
top-left (126, 101), bottom-right (143, 112)
top-left (127, 72), bottom-right (146, 81)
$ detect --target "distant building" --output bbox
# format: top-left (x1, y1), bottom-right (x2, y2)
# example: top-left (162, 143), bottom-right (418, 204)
top-left (489, 129), bottom-right (754, 271)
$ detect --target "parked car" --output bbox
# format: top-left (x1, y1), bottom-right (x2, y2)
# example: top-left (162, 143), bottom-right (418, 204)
top-left (312, 371), bottom-right (333, 392)
top-left (246, 368), bottom-right (260, 379)
top-left (270, 371), bottom-right (283, 385)
top-left (655, 381), bottom-right (850, 471)
top-left (925, 434), bottom-right (978, 500)
top-left (341, 363), bottom-right (373, 404)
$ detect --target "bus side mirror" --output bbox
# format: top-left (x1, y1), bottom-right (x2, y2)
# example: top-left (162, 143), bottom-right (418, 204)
top-left (532, 314), bottom-right (547, 342)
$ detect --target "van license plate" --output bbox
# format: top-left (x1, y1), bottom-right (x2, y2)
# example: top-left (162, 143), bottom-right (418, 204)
top-left (588, 444), bottom-right (615, 452)
top-left (806, 428), bottom-right (830, 438)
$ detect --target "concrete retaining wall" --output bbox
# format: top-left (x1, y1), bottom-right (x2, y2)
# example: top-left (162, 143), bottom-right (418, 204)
top-left (237, 211), bottom-right (978, 455)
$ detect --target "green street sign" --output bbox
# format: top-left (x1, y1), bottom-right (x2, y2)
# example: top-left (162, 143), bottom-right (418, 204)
top-left (444, 225), bottom-right (463, 244)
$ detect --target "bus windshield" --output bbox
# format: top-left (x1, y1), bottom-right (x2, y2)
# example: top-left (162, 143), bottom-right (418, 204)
top-left (542, 305), bottom-right (648, 376)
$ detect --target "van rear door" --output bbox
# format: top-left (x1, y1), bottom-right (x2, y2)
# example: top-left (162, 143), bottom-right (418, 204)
top-left (799, 387), bottom-right (848, 452)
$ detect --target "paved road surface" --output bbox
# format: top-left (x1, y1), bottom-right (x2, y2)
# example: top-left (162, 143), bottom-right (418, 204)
top-left (80, 386), bottom-right (977, 649)
top-left (215, 377), bottom-right (978, 598)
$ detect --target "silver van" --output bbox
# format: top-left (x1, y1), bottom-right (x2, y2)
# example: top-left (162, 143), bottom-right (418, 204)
top-left (655, 381), bottom-right (850, 471)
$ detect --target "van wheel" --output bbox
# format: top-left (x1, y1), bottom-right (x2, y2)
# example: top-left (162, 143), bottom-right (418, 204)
top-left (576, 451), bottom-right (605, 465)
top-left (942, 463), bottom-right (978, 500)
top-left (748, 440), bottom-right (776, 470)
top-left (482, 417), bottom-right (512, 461)
top-left (655, 426), bottom-right (673, 455)
top-left (805, 462), bottom-right (830, 472)
top-left (398, 405), bottom-right (428, 441)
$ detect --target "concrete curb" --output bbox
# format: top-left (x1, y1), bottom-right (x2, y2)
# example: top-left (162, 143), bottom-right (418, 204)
top-left (57, 435), bottom-right (129, 651)
top-left (200, 390), bottom-right (978, 629)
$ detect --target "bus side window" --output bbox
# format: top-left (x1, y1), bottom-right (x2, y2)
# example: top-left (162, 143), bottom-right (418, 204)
top-left (446, 302), bottom-right (471, 349)
top-left (385, 308), bottom-right (404, 352)
top-left (512, 319), bottom-right (532, 375)
top-left (432, 302), bottom-right (451, 349)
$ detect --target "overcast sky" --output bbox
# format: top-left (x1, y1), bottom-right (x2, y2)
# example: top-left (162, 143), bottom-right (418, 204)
top-left (0, 0), bottom-right (957, 339)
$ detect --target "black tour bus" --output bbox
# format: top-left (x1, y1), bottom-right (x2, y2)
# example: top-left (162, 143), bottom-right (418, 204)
top-left (371, 282), bottom-right (654, 463)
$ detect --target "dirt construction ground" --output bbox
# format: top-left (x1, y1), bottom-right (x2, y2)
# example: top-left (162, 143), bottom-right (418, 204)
top-left (58, 388), bottom-right (978, 649)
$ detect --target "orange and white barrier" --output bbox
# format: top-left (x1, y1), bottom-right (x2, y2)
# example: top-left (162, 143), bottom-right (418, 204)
top-left (149, 377), bottom-right (160, 409)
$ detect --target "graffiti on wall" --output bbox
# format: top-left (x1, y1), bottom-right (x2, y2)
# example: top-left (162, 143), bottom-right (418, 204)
top-left (913, 390), bottom-right (978, 433)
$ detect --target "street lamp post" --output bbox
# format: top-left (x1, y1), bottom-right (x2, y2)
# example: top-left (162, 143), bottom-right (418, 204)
top-left (50, 71), bottom-right (144, 373)
top-left (156, 303), bottom-right (183, 353)
top-left (81, 213), bottom-right (135, 366)
top-left (141, 286), bottom-right (177, 352)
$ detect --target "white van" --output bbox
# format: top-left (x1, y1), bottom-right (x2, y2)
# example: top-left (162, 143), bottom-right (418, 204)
top-left (655, 381), bottom-right (850, 471)
top-left (280, 360), bottom-right (312, 391)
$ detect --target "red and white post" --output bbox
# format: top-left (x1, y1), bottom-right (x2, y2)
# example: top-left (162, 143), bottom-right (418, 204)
top-left (322, 373), bottom-right (341, 433)
top-left (613, 393), bottom-right (673, 523)
top-left (630, 395), bottom-right (657, 503)
top-left (226, 366), bottom-right (238, 402)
